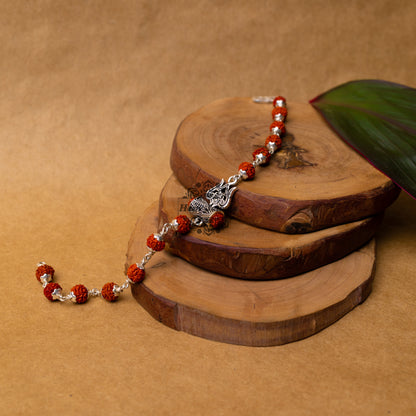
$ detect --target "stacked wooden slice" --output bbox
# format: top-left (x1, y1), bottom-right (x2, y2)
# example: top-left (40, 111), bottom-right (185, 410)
top-left (127, 98), bottom-right (400, 346)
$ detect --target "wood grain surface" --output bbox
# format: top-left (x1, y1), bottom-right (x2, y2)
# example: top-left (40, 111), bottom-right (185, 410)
top-left (170, 97), bottom-right (400, 233)
top-left (159, 174), bottom-right (382, 280)
top-left (128, 203), bottom-right (376, 346)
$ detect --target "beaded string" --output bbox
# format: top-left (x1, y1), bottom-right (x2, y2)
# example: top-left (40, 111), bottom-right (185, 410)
top-left (36, 96), bottom-right (288, 304)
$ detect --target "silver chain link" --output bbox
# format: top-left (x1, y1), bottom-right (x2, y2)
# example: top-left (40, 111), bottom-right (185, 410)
top-left (227, 173), bottom-right (242, 186)
top-left (54, 290), bottom-right (75, 302)
top-left (114, 279), bottom-right (130, 294)
top-left (159, 222), bottom-right (173, 237)
top-left (89, 288), bottom-right (101, 297)
top-left (140, 250), bottom-right (155, 268)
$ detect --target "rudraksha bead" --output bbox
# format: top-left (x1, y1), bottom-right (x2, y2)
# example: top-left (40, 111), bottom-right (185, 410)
top-left (253, 147), bottom-right (272, 164)
top-left (209, 211), bottom-right (225, 229)
top-left (101, 282), bottom-right (118, 302)
top-left (71, 284), bottom-right (89, 304)
top-left (265, 135), bottom-right (282, 150)
top-left (44, 282), bottom-right (62, 301)
top-left (36, 264), bottom-right (55, 282)
top-left (273, 96), bottom-right (286, 107)
top-left (272, 106), bottom-right (288, 120)
top-left (270, 121), bottom-right (286, 135)
top-left (239, 162), bottom-right (255, 180)
top-left (173, 215), bottom-right (192, 234)
top-left (127, 263), bottom-right (146, 284)
top-left (146, 233), bottom-right (165, 251)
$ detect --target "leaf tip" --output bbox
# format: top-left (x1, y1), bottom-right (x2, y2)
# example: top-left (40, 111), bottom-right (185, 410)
top-left (308, 96), bottom-right (318, 105)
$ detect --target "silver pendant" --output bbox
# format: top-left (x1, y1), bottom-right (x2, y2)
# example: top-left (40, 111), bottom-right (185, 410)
top-left (188, 178), bottom-right (237, 226)
top-left (206, 179), bottom-right (237, 210)
top-left (188, 197), bottom-right (213, 224)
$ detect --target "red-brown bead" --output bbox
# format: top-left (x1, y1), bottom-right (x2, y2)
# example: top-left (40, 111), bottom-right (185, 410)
top-left (44, 282), bottom-right (62, 301)
top-left (127, 264), bottom-right (146, 284)
top-left (273, 96), bottom-right (286, 106)
top-left (272, 106), bottom-right (288, 119)
top-left (174, 215), bottom-right (192, 234)
top-left (71, 284), bottom-right (89, 304)
top-left (146, 233), bottom-right (165, 251)
top-left (252, 147), bottom-right (272, 164)
top-left (265, 135), bottom-right (282, 150)
top-left (36, 264), bottom-right (55, 282)
top-left (209, 211), bottom-right (225, 229)
top-left (101, 282), bottom-right (118, 302)
top-left (239, 162), bottom-right (255, 180)
top-left (270, 121), bottom-right (286, 135)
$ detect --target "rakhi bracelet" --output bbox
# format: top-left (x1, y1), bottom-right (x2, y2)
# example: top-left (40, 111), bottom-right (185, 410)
top-left (36, 96), bottom-right (288, 304)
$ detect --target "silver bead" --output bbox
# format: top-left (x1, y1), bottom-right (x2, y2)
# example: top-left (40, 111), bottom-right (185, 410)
top-left (274, 99), bottom-right (286, 108)
top-left (267, 141), bottom-right (278, 154)
top-left (171, 218), bottom-right (179, 231)
top-left (112, 284), bottom-right (122, 297)
top-left (154, 233), bottom-right (163, 241)
top-left (51, 287), bottom-right (62, 301)
top-left (274, 113), bottom-right (285, 122)
top-left (40, 273), bottom-right (52, 287)
top-left (239, 169), bottom-right (249, 180)
top-left (255, 153), bottom-right (267, 165)
top-left (271, 126), bottom-right (282, 136)
top-left (69, 292), bottom-right (79, 303)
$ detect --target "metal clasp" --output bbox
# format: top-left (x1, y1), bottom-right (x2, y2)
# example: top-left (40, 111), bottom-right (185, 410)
top-left (252, 96), bottom-right (274, 104)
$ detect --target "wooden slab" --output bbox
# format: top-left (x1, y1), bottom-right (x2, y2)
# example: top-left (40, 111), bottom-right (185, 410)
top-left (170, 97), bottom-right (400, 233)
top-left (159, 174), bottom-right (382, 280)
top-left (128, 203), bottom-right (376, 347)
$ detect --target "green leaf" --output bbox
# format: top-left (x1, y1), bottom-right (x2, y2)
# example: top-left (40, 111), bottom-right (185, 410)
top-left (310, 80), bottom-right (416, 199)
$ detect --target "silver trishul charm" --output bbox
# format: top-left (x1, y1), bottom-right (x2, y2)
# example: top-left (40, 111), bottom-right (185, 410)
top-left (206, 179), bottom-right (237, 210)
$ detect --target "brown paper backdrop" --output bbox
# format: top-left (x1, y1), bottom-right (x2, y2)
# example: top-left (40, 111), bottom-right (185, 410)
top-left (1, 1), bottom-right (415, 415)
